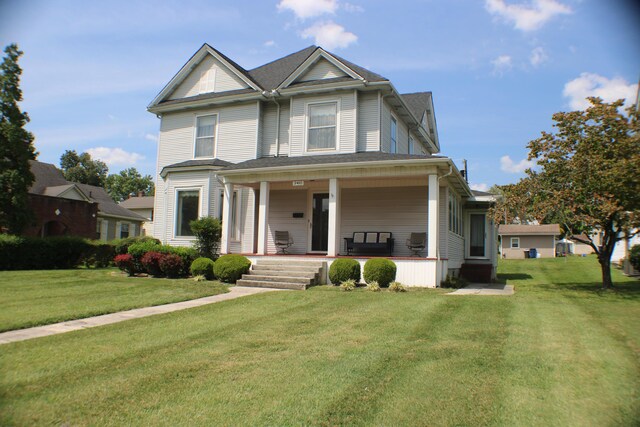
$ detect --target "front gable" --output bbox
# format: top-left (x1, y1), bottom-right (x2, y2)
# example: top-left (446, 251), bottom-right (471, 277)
top-left (296, 57), bottom-right (349, 83)
top-left (279, 49), bottom-right (364, 89)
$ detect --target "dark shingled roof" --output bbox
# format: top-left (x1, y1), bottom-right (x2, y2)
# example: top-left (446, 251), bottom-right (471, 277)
top-left (471, 190), bottom-right (494, 197)
top-left (119, 196), bottom-right (155, 210)
top-left (400, 92), bottom-right (431, 123)
top-left (28, 160), bottom-right (68, 194)
top-left (162, 158), bottom-right (233, 173)
top-left (329, 52), bottom-right (388, 83)
top-left (248, 45), bottom-right (318, 90)
top-left (222, 152), bottom-right (443, 172)
top-left (498, 224), bottom-right (561, 236)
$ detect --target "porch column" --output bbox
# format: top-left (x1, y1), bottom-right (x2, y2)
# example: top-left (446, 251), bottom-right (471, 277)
top-left (428, 174), bottom-right (439, 258)
top-left (220, 181), bottom-right (234, 254)
top-left (327, 178), bottom-right (341, 257)
top-left (257, 181), bottom-right (270, 255)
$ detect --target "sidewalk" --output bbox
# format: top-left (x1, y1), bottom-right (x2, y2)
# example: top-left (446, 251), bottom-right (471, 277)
top-left (0, 286), bottom-right (283, 345)
top-left (447, 283), bottom-right (514, 296)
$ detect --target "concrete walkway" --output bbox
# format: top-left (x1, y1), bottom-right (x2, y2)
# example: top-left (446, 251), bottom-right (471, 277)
top-left (0, 286), bottom-right (283, 345)
top-left (447, 283), bottom-right (514, 296)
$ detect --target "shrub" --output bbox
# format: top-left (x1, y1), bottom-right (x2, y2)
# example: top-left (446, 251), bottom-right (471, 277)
top-left (190, 217), bottom-right (222, 260)
top-left (363, 258), bottom-right (397, 287)
top-left (164, 246), bottom-right (199, 276)
top-left (193, 274), bottom-right (207, 282)
top-left (630, 244), bottom-right (640, 271)
top-left (114, 254), bottom-right (135, 276)
top-left (114, 236), bottom-right (160, 255)
top-left (366, 281), bottom-right (381, 292)
top-left (141, 251), bottom-right (164, 276)
top-left (190, 257), bottom-right (215, 279)
top-left (388, 281), bottom-right (407, 292)
top-left (83, 241), bottom-right (115, 268)
top-left (214, 254), bottom-right (251, 283)
top-left (340, 279), bottom-right (356, 291)
top-left (158, 253), bottom-right (183, 278)
top-left (0, 235), bottom-right (90, 270)
top-left (441, 275), bottom-right (467, 289)
top-left (329, 259), bottom-right (361, 285)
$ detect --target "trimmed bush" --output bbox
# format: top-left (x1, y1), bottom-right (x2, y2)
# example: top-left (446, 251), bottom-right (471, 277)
top-left (159, 253), bottom-right (183, 278)
top-left (630, 244), bottom-right (640, 271)
top-left (388, 281), bottom-right (407, 292)
top-left (214, 254), bottom-right (251, 283)
top-left (363, 258), bottom-right (397, 287)
top-left (190, 257), bottom-right (215, 279)
top-left (83, 241), bottom-right (115, 268)
top-left (164, 246), bottom-right (199, 276)
top-left (114, 236), bottom-right (160, 255)
top-left (141, 251), bottom-right (164, 277)
top-left (340, 279), bottom-right (356, 291)
top-left (0, 235), bottom-right (90, 270)
top-left (329, 258), bottom-right (361, 285)
top-left (366, 281), bottom-right (381, 292)
top-left (190, 217), bottom-right (222, 260)
top-left (114, 254), bottom-right (135, 276)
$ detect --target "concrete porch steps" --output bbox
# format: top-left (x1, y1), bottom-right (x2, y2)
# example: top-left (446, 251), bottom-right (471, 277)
top-left (236, 259), bottom-right (325, 290)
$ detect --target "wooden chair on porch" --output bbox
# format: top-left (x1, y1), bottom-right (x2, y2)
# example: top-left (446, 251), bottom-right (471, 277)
top-left (275, 231), bottom-right (294, 254)
top-left (406, 232), bottom-right (427, 257)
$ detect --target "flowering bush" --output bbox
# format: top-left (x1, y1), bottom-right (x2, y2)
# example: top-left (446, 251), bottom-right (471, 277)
top-left (159, 253), bottom-right (184, 278)
top-left (114, 254), bottom-right (135, 276)
top-left (141, 251), bottom-right (164, 277)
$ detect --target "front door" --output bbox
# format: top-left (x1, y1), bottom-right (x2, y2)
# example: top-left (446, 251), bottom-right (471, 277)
top-left (311, 193), bottom-right (329, 252)
top-left (469, 213), bottom-right (486, 257)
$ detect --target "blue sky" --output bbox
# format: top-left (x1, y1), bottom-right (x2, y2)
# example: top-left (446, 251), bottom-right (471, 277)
top-left (1, 0), bottom-right (638, 191)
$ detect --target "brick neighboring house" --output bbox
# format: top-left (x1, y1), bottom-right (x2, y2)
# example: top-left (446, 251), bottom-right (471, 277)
top-left (498, 224), bottom-right (561, 259)
top-left (24, 160), bottom-right (145, 240)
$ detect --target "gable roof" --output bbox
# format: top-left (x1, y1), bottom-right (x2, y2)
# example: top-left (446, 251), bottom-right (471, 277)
top-left (75, 183), bottom-right (145, 221)
top-left (498, 224), bottom-right (561, 236)
top-left (28, 160), bottom-right (69, 194)
top-left (120, 196), bottom-right (155, 210)
top-left (247, 46), bottom-right (317, 90)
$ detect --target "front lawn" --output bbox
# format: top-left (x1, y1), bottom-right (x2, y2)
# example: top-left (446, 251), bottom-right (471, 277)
top-left (0, 269), bottom-right (228, 332)
top-left (0, 257), bottom-right (638, 426)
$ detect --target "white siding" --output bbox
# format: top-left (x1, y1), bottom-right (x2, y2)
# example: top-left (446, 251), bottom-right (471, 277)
top-left (279, 104), bottom-right (290, 156)
top-left (261, 103), bottom-right (278, 157)
top-left (169, 55), bottom-right (249, 100)
top-left (380, 99), bottom-right (412, 154)
top-left (266, 190), bottom-right (308, 254)
top-left (397, 116), bottom-right (409, 154)
top-left (340, 186), bottom-right (428, 257)
top-left (297, 58), bottom-right (348, 82)
top-left (216, 103), bottom-right (259, 163)
top-left (380, 100), bottom-right (391, 152)
top-left (357, 91), bottom-right (379, 152)
top-left (289, 91), bottom-right (357, 156)
top-left (439, 186), bottom-right (448, 258)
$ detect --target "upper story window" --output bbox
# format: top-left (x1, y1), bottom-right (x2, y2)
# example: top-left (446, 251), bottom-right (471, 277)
top-left (307, 102), bottom-right (337, 151)
top-left (408, 136), bottom-right (415, 155)
top-left (390, 116), bottom-right (397, 153)
top-left (195, 115), bottom-right (217, 158)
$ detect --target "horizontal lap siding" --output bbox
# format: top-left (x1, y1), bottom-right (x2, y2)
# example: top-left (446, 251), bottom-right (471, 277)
top-left (279, 104), bottom-right (290, 156)
top-left (298, 59), bottom-right (348, 82)
top-left (502, 235), bottom-right (555, 259)
top-left (267, 190), bottom-right (308, 254)
top-left (169, 55), bottom-right (249, 100)
top-left (216, 103), bottom-right (259, 163)
top-left (340, 186), bottom-right (428, 257)
top-left (261, 103), bottom-right (278, 157)
top-left (439, 187), bottom-right (448, 258)
top-left (357, 91), bottom-right (379, 152)
top-left (448, 233), bottom-right (464, 269)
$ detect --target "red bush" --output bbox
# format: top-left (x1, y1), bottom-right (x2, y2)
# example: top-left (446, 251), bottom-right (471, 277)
top-left (141, 251), bottom-right (164, 276)
top-left (114, 254), bottom-right (135, 276)
top-left (158, 253), bottom-right (183, 278)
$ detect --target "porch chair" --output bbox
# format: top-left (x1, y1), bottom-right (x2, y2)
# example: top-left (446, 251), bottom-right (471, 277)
top-left (406, 232), bottom-right (427, 257)
top-left (275, 231), bottom-right (294, 254)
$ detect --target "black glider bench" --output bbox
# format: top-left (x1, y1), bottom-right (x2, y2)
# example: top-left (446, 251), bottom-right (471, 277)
top-left (344, 232), bottom-right (394, 256)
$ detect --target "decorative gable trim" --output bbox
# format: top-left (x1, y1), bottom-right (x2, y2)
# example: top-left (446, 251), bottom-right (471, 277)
top-left (277, 48), bottom-right (365, 90)
top-left (148, 44), bottom-right (261, 109)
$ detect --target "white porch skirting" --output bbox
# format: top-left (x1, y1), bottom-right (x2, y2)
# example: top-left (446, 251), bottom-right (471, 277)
top-left (245, 255), bottom-right (448, 288)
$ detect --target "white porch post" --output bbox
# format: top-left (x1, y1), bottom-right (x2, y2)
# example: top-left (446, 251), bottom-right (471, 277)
top-left (257, 181), bottom-right (270, 255)
top-left (220, 181), bottom-right (233, 254)
top-left (428, 174), bottom-right (439, 258)
top-left (327, 178), bottom-right (341, 257)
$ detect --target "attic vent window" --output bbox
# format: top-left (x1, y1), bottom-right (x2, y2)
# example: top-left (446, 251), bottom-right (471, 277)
top-left (199, 68), bottom-right (216, 94)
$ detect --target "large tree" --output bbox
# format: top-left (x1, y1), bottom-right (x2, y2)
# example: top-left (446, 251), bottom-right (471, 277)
top-left (0, 44), bottom-right (36, 234)
top-left (105, 167), bottom-right (155, 202)
top-left (525, 97), bottom-right (639, 289)
top-left (59, 150), bottom-right (108, 187)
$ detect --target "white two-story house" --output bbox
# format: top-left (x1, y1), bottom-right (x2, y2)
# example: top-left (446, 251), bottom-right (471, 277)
top-left (148, 44), bottom-right (497, 287)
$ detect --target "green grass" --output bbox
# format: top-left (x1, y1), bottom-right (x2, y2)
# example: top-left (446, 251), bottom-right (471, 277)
top-left (0, 268), bottom-right (228, 332)
top-left (0, 256), bottom-right (638, 426)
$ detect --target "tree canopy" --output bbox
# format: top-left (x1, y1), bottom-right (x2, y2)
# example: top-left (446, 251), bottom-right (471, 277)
top-left (59, 150), bottom-right (108, 187)
top-left (0, 44), bottom-right (36, 234)
top-left (104, 168), bottom-right (155, 202)
top-left (509, 98), bottom-right (639, 288)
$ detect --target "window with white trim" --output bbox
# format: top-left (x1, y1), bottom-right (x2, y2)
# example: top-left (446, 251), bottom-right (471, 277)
top-left (408, 136), bottom-right (414, 155)
top-left (390, 116), bottom-right (397, 153)
top-left (176, 190), bottom-right (199, 237)
top-left (307, 102), bottom-right (337, 151)
top-left (195, 115), bottom-right (216, 158)
top-left (120, 223), bottom-right (130, 239)
top-left (448, 193), bottom-right (463, 236)
top-left (511, 237), bottom-right (520, 249)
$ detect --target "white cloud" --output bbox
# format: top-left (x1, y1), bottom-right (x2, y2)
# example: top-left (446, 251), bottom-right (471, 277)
top-left (264, 40), bottom-right (276, 47)
top-left (491, 55), bottom-right (512, 75)
top-left (144, 133), bottom-right (158, 142)
top-left (529, 46), bottom-right (547, 66)
top-left (471, 183), bottom-right (490, 192)
top-left (86, 147), bottom-right (144, 166)
top-left (277, 0), bottom-right (337, 19)
top-left (485, 0), bottom-right (572, 31)
top-left (563, 73), bottom-right (638, 110)
top-left (342, 2), bottom-right (364, 13)
top-left (500, 155), bottom-right (533, 173)
top-left (301, 21), bottom-right (357, 50)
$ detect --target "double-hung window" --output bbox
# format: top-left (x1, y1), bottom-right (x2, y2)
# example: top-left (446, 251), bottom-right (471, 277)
top-left (176, 190), bottom-right (200, 237)
top-left (390, 116), bottom-right (397, 153)
top-left (307, 102), bottom-right (337, 151)
top-left (195, 115), bottom-right (216, 158)
top-left (120, 223), bottom-right (130, 238)
top-left (511, 237), bottom-right (520, 249)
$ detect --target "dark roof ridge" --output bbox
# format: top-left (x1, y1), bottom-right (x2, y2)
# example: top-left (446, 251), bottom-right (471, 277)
top-left (248, 45), bottom-right (318, 72)
top-left (203, 43), bottom-right (262, 89)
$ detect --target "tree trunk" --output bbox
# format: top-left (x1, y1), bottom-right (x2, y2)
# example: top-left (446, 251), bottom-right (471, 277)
top-left (598, 255), bottom-right (613, 289)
